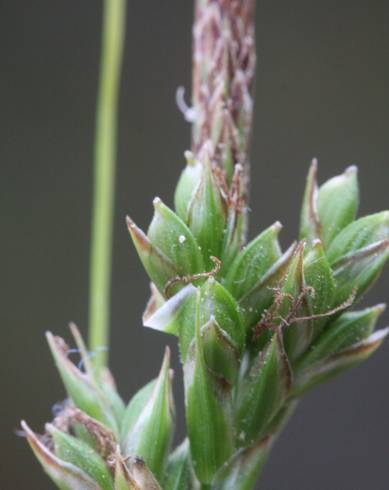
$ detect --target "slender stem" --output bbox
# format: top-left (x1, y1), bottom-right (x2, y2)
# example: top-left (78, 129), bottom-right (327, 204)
top-left (89, 0), bottom-right (126, 370)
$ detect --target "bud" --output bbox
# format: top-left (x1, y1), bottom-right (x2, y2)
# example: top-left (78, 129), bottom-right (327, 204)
top-left (46, 327), bottom-right (119, 435)
top-left (212, 436), bottom-right (273, 490)
top-left (224, 221), bottom-right (282, 300)
top-left (186, 160), bottom-right (227, 268)
top-left (299, 159), bottom-right (321, 244)
top-left (235, 329), bottom-right (291, 446)
top-left (317, 165), bottom-right (359, 247)
top-left (21, 421), bottom-right (101, 490)
top-left (293, 328), bottom-right (389, 396)
top-left (48, 424), bottom-right (113, 490)
top-left (121, 348), bottom-right (175, 481)
top-left (174, 151), bottom-right (203, 222)
top-left (185, 291), bottom-right (234, 483)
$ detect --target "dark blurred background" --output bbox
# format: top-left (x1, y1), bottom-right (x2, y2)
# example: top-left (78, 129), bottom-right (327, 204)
top-left (1, 1), bottom-right (389, 488)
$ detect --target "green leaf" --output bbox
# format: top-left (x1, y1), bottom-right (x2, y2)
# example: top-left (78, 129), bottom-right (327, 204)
top-left (122, 348), bottom-right (175, 481)
top-left (46, 332), bottom-right (118, 435)
top-left (201, 318), bottom-right (240, 386)
top-left (326, 211), bottom-right (389, 264)
top-left (49, 425), bottom-right (113, 490)
top-left (164, 439), bottom-right (198, 490)
top-left (200, 278), bottom-right (245, 353)
top-left (293, 328), bottom-right (389, 396)
top-left (224, 222), bottom-right (282, 300)
top-left (174, 151), bottom-right (203, 222)
top-left (238, 243), bottom-right (296, 328)
top-left (184, 291), bottom-right (235, 484)
top-left (317, 165), bottom-right (359, 247)
top-left (235, 330), bottom-right (292, 446)
top-left (186, 161), bottom-right (227, 267)
top-left (299, 159), bottom-right (321, 244)
top-left (296, 304), bottom-right (386, 372)
top-left (22, 421), bottom-right (100, 490)
top-left (212, 436), bottom-right (273, 490)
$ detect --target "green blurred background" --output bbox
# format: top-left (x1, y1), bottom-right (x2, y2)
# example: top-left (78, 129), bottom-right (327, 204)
top-left (1, 1), bottom-right (388, 488)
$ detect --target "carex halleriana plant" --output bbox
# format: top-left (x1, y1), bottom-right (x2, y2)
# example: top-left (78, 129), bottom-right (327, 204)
top-left (23, 0), bottom-right (389, 489)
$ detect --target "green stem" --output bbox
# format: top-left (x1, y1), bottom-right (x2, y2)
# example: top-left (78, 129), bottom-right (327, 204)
top-left (89, 0), bottom-right (126, 370)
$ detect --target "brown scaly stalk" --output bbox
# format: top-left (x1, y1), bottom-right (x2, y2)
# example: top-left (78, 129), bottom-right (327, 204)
top-left (191, 0), bottom-right (256, 215)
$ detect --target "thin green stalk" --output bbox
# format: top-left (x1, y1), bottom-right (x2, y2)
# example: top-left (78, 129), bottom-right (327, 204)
top-left (89, 0), bottom-right (126, 370)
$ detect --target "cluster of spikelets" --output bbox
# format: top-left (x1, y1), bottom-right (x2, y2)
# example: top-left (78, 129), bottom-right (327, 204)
top-left (24, 155), bottom-right (389, 489)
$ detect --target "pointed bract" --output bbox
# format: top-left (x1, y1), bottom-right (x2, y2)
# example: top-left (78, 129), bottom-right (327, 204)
top-left (186, 161), bottom-right (227, 268)
top-left (201, 317), bottom-right (240, 386)
top-left (281, 242), bottom-right (312, 360)
top-left (127, 216), bottom-right (179, 294)
top-left (299, 159), bottom-right (321, 244)
top-left (326, 211), bottom-right (389, 264)
top-left (143, 284), bottom-right (197, 337)
top-left (239, 243), bottom-right (297, 328)
top-left (46, 331), bottom-right (119, 435)
top-left (235, 330), bottom-right (291, 446)
top-left (148, 198), bottom-right (205, 280)
top-left (317, 165), bottom-right (359, 247)
top-left (332, 239), bottom-right (389, 303)
top-left (126, 457), bottom-right (162, 489)
top-left (48, 424), bottom-right (113, 490)
top-left (293, 328), bottom-right (389, 395)
top-left (200, 278), bottom-right (245, 353)
top-left (303, 240), bottom-right (336, 339)
top-left (185, 291), bottom-right (235, 484)
top-left (174, 152), bottom-right (203, 222)
top-left (164, 439), bottom-right (199, 490)
top-left (296, 304), bottom-right (386, 372)
top-left (122, 348), bottom-right (175, 482)
top-left (114, 450), bottom-right (141, 490)
top-left (212, 437), bottom-right (273, 490)
top-left (22, 421), bottom-right (101, 490)
top-left (224, 222), bottom-right (282, 300)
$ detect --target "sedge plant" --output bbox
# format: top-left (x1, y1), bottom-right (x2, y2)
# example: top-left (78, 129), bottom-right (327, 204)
top-left (23, 1), bottom-right (389, 489)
